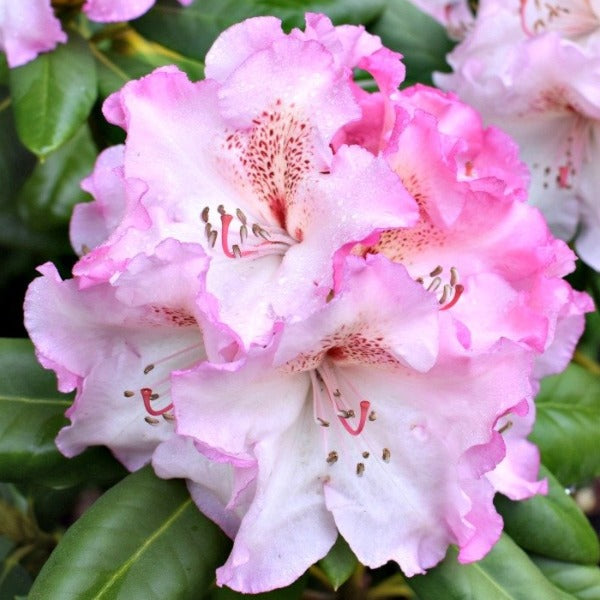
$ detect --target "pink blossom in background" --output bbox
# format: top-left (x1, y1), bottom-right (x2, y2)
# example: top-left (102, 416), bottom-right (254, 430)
top-left (403, 0), bottom-right (474, 39)
top-left (436, 0), bottom-right (600, 270)
top-left (0, 0), bottom-right (66, 68)
top-left (24, 11), bottom-right (593, 595)
top-left (0, 0), bottom-right (191, 67)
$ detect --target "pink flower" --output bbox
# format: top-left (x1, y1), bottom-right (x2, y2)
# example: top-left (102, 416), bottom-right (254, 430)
top-left (170, 256), bottom-right (536, 591)
top-left (0, 0), bottom-right (191, 67)
top-left (436, 0), bottom-right (600, 270)
top-left (23, 11), bottom-right (592, 596)
top-left (0, 0), bottom-right (66, 68)
top-left (72, 16), bottom-right (418, 347)
top-left (403, 0), bottom-right (474, 39)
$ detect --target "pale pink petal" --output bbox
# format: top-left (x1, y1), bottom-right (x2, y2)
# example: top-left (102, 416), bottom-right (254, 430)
top-left (0, 0), bottom-right (66, 67)
top-left (83, 0), bottom-right (155, 22)
top-left (71, 145), bottom-right (127, 255)
top-left (216, 403), bottom-right (337, 593)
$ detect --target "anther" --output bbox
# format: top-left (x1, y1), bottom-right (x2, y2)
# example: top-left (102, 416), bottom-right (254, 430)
top-left (162, 413), bottom-right (175, 422)
top-left (208, 230), bottom-right (218, 248)
top-left (232, 244), bottom-right (242, 258)
top-left (368, 410), bottom-right (377, 422)
top-left (143, 364), bottom-right (155, 374)
top-left (145, 416), bottom-right (160, 425)
top-left (439, 284), bottom-right (451, 305)
top-left (498, 420), bottom-right (513, 434)
top-left (252, 223), bottom-right (270, 240)
top-left (339, 409), bottom-right (355, 419)
top-left (440, 284), bottom-right (464, 311)
top-left (382, 448), bottom-right (391, 462)
top-left (205, 222), bottom-right (213, 240)
top-left (150, 393), bottom-right (159, 401)
top-left (236, 208), bottom-right (247, 225)
top-left (123, 390), bottom-right (134, 398)
top-left (362, 451), bottom-right (370, 459)
top-left (317, 418), bottom-right (330, 427)
top-left (326, 451), bottom-right (338, 464)
top-left (427, 277), bottom-right (442, 292)
top-left (356, 462), bottom-right (365, 476)
top-left (201, 207), bottom-right (210, 223)
top-left (141, 388), bottom-right (174, 417)
top-left (333, 389), bottom-right (341, 398)
top-left (429, 265), bottom-right (443, 277)
top-left (240, 225), bottom-right (248, 244)
top-left (338, 400), bottom-right (371, 436)
top-left (217, 204), bottom-right (226, 215)
top-left (450, 267), bottom-right (459, 287)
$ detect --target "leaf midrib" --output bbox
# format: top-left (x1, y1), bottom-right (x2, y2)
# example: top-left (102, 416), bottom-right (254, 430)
top-left (91, 498), bottom-right (193, 599)
top-left (0, 395), bottom-right (70, 407)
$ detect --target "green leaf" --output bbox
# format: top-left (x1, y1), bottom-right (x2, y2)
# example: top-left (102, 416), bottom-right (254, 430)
top-left (531, 557), bottom-right (600, 600)
top-left (133, 0), bottom-right (386, 63)
top-left (9, 34), bottom-right (97, 157)
top-left (28, 467), bottom-right (230, 600)
top-left (318, 535), bottom-right (358, 591)
top-left (0, 338), bottom-right (125, 486)
top-left (0, 89), bottom-right (36, 205)
top-left (408, 534), bottom-right (573, 600)
top-left (18, 124), bottom-right (96, 229)
top-left (495, 465), bottom-right (600, 565)
top-left (531, 363), bottom-right (600, 486)
top-left (369, 0), bottom-right (455, 86)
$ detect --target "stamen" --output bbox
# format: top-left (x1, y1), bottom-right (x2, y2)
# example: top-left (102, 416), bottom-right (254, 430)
top-left (439, 284), bottom-right (451, 305)
top-left (440, 284), bottom-right (464, 311)
top-left (450, 267), bottom-right (458, 287)
top-left (362, 451), bottom-right (370, 459)
top-left (232, 244), bottom-right (242, 258)
top-left (382, 448), bottom-right (391, 462)
top-left (145, 416), bottom-right (159, 425)
top-left (429, 265), bottom-right (443, 277)
top-left (162, 413), bottom-right (176, 422)
top-left (205, 222), bottom-right (213, 240)
top-left (338, 409), bottom-right (355, 419)
top-left (201, 206), bottom-right (210, 223)
top-left (150, 393), bottom-right (159, 401)
top-left (236, 208), bottom-right (247, 225)
top-left (326, 451), bottom-right (338, 464)
top-left (141, 387), bottom-right (174, 417)
top-left (427, 277), bottom-right (442, 292)
top-left (123, 390), bottom-right (134, 398)
top-left (356, 462), bottom-right (365, 476)
top-left (143, 364), bottom-right (155, 374)
top-left (498, 420), bottom-right (513, 434)
top-left (317, 418), bottom-right (330, 427)
top-left (338, 400), bottom-right (370, 436)
top-left (240, 225), bottom-right (248, 244)
top-left (368, 410), bottom-right (377, 422)
top-left (208, 230), bottom-right (218, 248)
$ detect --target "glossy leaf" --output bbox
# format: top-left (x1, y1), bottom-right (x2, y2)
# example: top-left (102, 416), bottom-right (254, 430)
top-left (18, 124), bottom-right (96, 229)
top-left (408, 534), bottom-right (573, 600)
top-left (495, 465), bottom-right (600, 565)
top-left (28, 467), bottom-right (230, 600)
top-left (369, 0), bottom-right (455, 86)
top-left (531, 363), bottom-right (600, 486)
top-left (532, 557), bottom-right (600, 600)
top-left (318, 535), bottom-right (358, 591)
top-left (9, 35), bottom-right (97, 157)
top-left (0, 338), bottom-right (124, 485)
top-left (0, 91), bottom-right (36, 207)
top-left (133, 0), bottom-right (386, 62)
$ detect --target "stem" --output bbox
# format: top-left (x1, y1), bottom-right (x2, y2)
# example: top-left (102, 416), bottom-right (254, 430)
top-left (0, 97), bottom-right (11, 113)
top-left (88, 42), bottom-right (129, 83)
top-left (573, 350), bottom-right (600, 376)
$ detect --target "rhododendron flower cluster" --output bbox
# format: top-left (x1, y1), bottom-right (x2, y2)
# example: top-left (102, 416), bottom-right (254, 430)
top-left (0, 0), bottom-right (191, 67)
top-left (437, 0), bottom-right (600, 271)
top-left (25, 12), bottom-right (592, 594)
